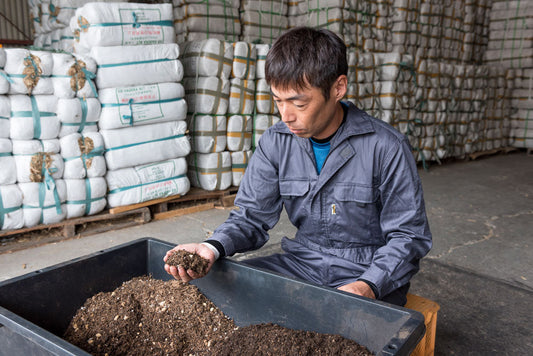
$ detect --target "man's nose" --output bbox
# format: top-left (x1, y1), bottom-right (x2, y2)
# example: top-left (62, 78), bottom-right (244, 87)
top-left (278, 102), bottom-right (295, 123)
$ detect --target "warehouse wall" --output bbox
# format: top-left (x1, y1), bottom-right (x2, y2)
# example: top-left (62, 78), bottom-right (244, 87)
top-left (0, 0), bottom-right (33, 47)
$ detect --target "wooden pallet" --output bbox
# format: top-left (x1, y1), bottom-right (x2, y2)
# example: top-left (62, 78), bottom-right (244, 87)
top-left (467, 147), bottom-right (517, 161)
top-left (0, 207), bottom-right (151, 254)
top-left (0, 187), bottom-right (238, 254)
top-left (109, 187), bottom-right (239, 220)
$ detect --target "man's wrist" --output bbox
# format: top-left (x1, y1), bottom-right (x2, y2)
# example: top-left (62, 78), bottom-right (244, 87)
top-left (202, 240), bottom-right (226, 260)
top-left (358, 279), bottom-right (379, 299)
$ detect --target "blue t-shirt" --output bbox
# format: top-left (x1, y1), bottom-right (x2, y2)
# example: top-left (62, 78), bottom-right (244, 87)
top-left (310, 139), bottom-right (330, 174)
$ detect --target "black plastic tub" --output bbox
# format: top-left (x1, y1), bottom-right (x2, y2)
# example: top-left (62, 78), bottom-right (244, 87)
top-left (0, 238), bottom-right (424, 356)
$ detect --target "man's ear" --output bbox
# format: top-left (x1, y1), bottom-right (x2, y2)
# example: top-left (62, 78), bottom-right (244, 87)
top-left (334, 75), bottom-right (348, 102)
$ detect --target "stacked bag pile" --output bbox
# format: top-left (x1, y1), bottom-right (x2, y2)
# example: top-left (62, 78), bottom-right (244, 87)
top-left (71, 2), bottom-right (191, 208)
top-left (29, 0), bottom-right (125, 52)
top-left (288, 0), bottom-right (358, 48)
top-left (173, 0), bottom-right (241, 43)
top-left (0, 47), bottom-right (24, 231)
top-left (484, 0), bottom-right (533, 150)
top-left (508, 69), bottom-right (533, 149)
top-left (390, 0), bottom-right (491, 64)
top-left (253, 44), bottom-right (280, 149)
top-left (182, 39), bottom-right (233, 191)
top-left (52, 49), bottom-right (107, 220)
top-left (2, 48), bottom-right (65, 229)
top-left (0, 46), bottom-right (104, 231)
top-left (240, 0), bottom-right (289, 44)
top-left (227, 42), bottom-right (256, 186)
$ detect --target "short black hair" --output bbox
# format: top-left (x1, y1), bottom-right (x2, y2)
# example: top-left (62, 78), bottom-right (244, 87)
top-left (265, 27), bottom-right (348, 101)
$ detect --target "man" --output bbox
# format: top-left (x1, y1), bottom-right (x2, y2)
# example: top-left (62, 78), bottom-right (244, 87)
top-left (165, 27), bottom-right (432, 306)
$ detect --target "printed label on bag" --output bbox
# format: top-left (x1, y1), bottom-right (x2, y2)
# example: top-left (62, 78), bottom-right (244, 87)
top-left (135, 160), bottom-right (176, 182)
top-left (119, 8), bottom-right (165, 45)
top-left (135, 160), bottom-right (180, 201)
top-left (115, 84), bottom-right (164, 125)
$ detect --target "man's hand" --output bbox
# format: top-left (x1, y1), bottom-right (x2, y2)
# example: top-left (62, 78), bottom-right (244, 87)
top-left (337, 281), bottom-right (376, 299)
top-left (163, 243), bottom-right (216, 283)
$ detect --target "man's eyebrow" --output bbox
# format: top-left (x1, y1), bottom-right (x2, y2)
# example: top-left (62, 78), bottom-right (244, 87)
top-left (270, 91), bottom-right (308, 101)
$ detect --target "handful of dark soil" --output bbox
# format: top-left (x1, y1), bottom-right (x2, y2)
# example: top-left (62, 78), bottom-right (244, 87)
top-left (166, 249), bottom-right (209, 275)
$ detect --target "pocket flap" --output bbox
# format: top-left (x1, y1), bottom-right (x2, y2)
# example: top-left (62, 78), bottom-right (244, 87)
top-left (279, 179), bottom-right (309, 197)
top-left (335, 184), bottom-right (375, 203)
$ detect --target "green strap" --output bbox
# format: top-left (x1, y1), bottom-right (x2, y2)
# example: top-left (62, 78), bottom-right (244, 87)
top-left (108, 174), bottom-right (186, 195)
top-left (30, 96), bottom-right (42, 139)
top-left (63, 145), bottom-right (105, 162)
top-left (89, 20), bottom-right (173, 28)
top-left (97, 57), bottom-right (175, 69)
top-left (105, 134), bottom-right (185, 152)
top-left (79, 97), bottom-right (88, 132)
top-left (100, 96), bottom-right (184, 108)
top-left (0, 191), bottom-right (20, 228)
top-left (0, 71), bottom-right (14, 84)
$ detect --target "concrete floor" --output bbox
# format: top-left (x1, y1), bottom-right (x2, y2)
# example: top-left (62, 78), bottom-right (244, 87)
top-left (0, 151), bottom-right (532, 354)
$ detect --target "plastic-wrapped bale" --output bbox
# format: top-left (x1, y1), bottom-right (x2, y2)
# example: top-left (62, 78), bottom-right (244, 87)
top-left (391, 0), bottom-right (420, 55)
top-left (174, 3), bottom-right (241, 43)
top-left (255, 78), bottom-right (278, 115)
top-left (230, 150), bottom-right (251, 187)
top-left (183, 76), bottom-right (230, 115)
top-left (0, 96), bottom-right (9, 137)
top-left (227, 115), bottom-right (252, 152)
top-left (52, 52), bottom-right (97, 99)
top-left (3, 49), bottom-right (53, 95)
top-left (240, 15), bottom-right (288, 45)
top-left (255, 44), bottom-right (270, 79)
top-left (90, 43), bottom-right (183, 89)
top-left (253, 114), bottom-right (280, 148)
top-left (181, 39), bottom-right (233, 79)
top-left (484, 0), bottom-right (533, 69)
top-left (187, 114), bottom-right (227, 153)
top-left (9, 95), bottom-right (59, 140)
top-left (64, 177), bottom-right (106, 218)
top-left (483, 65), bottom-right (511, 150)
top-left (72, 2), bottom-right (175, 54)
top-left (60, 132), bottom-right (106, 179)
top-left (0, 69), bottom-right (9, 94)
top-left (98, 83), bottom-right (187, 130)
top-left (57, 97), bottom-right (101, 137)
top-left (12, 139), bottom-right (64, 184)
top-left (57, 27), bottom-right (75, 52)
top-left (229, 78), bottom-right (255, 115)
top-left (0, 139), bottom-right (16, 185)
top-left (509, 68), bottom-right (533, 149)
top-left (232, 42), bottom-right (256, 80)
top-left (0, 184), bottom-right (24, 231)
top-left (19, 180), bottom-right (67, 227)
top-left (187, 151), bottom-right (231, 191)
top-left (101, 120), bottom-right (190, 171)
top-left (105, 157), bottom-right (190, 208)
top-left (288, 8), bottom-right (356, 46)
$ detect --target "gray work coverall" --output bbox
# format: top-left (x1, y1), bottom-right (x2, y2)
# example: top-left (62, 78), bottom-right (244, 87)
top-left (210, 101), bottom-right (432, 306)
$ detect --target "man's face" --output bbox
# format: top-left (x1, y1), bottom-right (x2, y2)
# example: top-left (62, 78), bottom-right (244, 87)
top-left (271, 80), bottom-right (342, 140)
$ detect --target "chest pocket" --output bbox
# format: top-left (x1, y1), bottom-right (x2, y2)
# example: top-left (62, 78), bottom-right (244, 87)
top-left (279, 179), bottom-right (310, 199)
top-left (334, 183), bottom-right (376, 206)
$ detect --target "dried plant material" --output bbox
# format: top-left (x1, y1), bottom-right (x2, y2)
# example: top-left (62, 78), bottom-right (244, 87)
top-left (29, 152), bottom-right (53, 183)
top-left (68, 59), bottom-right (87, 93)
top-left (78, 16), bottom-right (90, 33)
top-left (22, 54), bottom-right (42, 95)
top-left (77, 136), bottom-right (95, 169)
top-left (166, 250), bottom-right (209, 275)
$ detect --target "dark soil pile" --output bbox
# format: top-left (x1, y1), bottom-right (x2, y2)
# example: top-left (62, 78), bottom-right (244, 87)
top-left (64, 276), bottom-right (374, 356)
top-left (166, 250), bottom-right (209, 275)
top-left (212, 323), bottom-right (374, 355)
